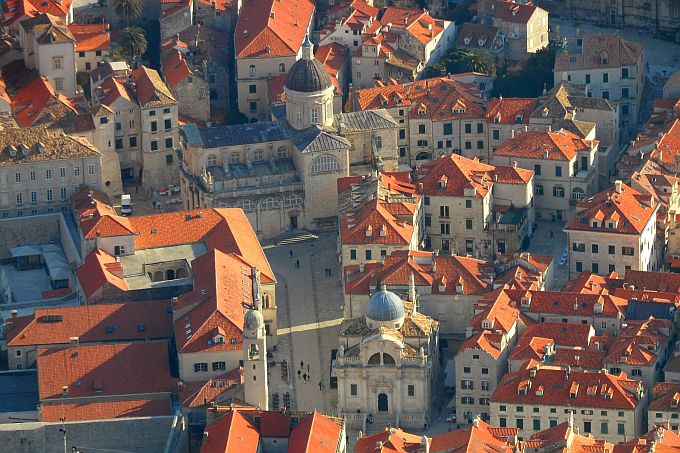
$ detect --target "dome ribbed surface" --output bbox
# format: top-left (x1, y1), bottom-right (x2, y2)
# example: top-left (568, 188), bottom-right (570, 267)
top-left (366, 288), bottom-right (405, 322)
top-left (244, 309), bottom-right (265, 330)
top-left (285, 58), bottom-right (333, 93)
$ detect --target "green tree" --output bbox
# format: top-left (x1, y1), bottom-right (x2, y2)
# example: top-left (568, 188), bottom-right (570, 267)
top-left (424, 48), bottom-right (497, 78)
top-left (114, 0), bottom-right (143, 23)
top-left (493, 42), bottom-right (562, 97)
top-left (120, 26), bottom-right (147, 65)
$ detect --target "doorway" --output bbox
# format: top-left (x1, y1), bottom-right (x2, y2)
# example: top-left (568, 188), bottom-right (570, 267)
top-left (378, 393), bottom-right (388, 412)
top-left (290, 215), bottom-right (298, 230)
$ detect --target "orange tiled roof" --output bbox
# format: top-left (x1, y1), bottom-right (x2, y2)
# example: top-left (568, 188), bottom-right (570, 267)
top-left (76, 249), bottom-right (129, 298)
top-left (69, 23), bottom-right (110, 52)
top-left (430, 419), bottom-right (518, 452)
top-left (6, 301), bottom-right (173, 347)
top-left (527, 422), bottom-right (614, 452)
top-left (516, 322), bottom-right (594, 349)
top-left (179, 368), bottom-right (243, 408)
top-left (613, 426), bottom-right (680, 453)
top-left (416, 154), bottom-right (494, 196)
top-left (287, 411), bottom-right (343, 453)
top-left (649, 382), bottom-right (680, 411)
top-left (355, 427), bottom-right (428, 453)
top-left (486, 97), bottom-right (537, 124)
top-left (503, 289), bottom-right (627, 319)
top-left (235, 0), bottom-right (315, 59)
top-left (605, 318), bottom-right (669, 367)
top-left (494, 129), bottom-right (595, 161)
top-left (460, 330), bottom-right (505, 359)
top-left (97, 76), bottom-right (135, 107)
top-left (555, 34), bottom-right (643, 72)
top-left (37, 342), bottom-right (174, 405)
top-left (340, 198), bottom-right (416, 246)
top-left (201, 410), bottom-right (260, 453)
top-left (163, 50), bottom-right (193, 88)
top-left (40, 399), bottom-right (171, 423)
top-left (493, 0), bottom-right (543, 24)
top-left (552, 348), bottom-right (606, 370)
top-left (173, 250), bottom-right (252, 354)
top-left (1, 0), bottom-right (72, 27)
top-left (10, 76), bottom-right (77, 127)
top-left (492, 365), bottom-right (643, 409)
top-left (131, 65), bottom-right (175, 107)
top-left (565, 182), bottom-right (657, 235)
top-left (621, 270), bottom-right (680, 293)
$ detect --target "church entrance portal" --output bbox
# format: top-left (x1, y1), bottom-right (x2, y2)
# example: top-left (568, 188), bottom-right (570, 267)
top-left (378, 393), bottom-right (388, 412)
top-left (290, 215), bottom-right (298, 230)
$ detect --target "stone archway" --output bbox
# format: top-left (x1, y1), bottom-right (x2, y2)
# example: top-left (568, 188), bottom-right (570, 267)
top-left (378, 393), bottom-right (389, 412)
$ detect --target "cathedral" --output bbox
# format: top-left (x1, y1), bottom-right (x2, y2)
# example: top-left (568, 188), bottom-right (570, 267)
top-left (180, 37), bottom-right (400, 239)
top-left (334, 283), bottom-right (439, 430)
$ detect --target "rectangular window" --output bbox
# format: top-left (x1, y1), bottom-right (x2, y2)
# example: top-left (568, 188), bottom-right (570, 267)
top-left (194, 363), bottom-right (208, 372)
top-left (424, 215), bottom-right (431, 227)
top-left (59, 167), bottom-right (65, 178)
top-left (609, 264), bottom-right (616, 273)
top-left (149, 110), bottom-right (156, 117)
top-left (592, 244), bottom-right (598, 253)
top-left (15, 173), bottom-right (21, 183)
top-left (53, 57), bottom-right (63, 69)
top-left (465, 218), bottom-right (473, 230)
top-left (622, 247), bottom-right (634, 256)
top-left (418, 124), bottom-right (426, 134)
top-left (516, 418), bottom-right (523, 429)
top-left (555, 166), bottom-right (562, 177)
top-left (466, 200), bottom-right (472, 208)
top-left (46, 189), bottom-right (53, 201)
top-left (60, 188), bottom-right (67, 200)
top-left (250, 101), bottom-right (257, 113)
top-left (399, 129), bottom-right (406, 140)
top-left (249, 84), bottom-right (256, 94)
top-left (477, 123), bottom-right (484, 133)
top-left (440, 206), bottom-right (449, 217)
top-left (164, 119), bottom-right (172, 130)
top-left (151, 121), bottom-right (158, 132)
top-left (465, 123), bottom-right (472, 134)
top-left (350, 250), bottom-right (357, 260)
top-left (424, 196), bottom-right (430, 206)
top-left (591, 262), bottom-right (599, 273)
top-left (608, 245), bottom-right (615, 255)
top-left (365, 250), bottom-right (372, 260)
top-left (492, 129), bottom-right (500, 140)
top-left (115, 138), bottom-right (123, 149)
top-left (534, 164), bottom-right (541, 175)
top-left (481, 381), bottom-right (489, 391)
top-left (622, 87), bottom-right (629, 98)
top-left (74, 166), bottom-right (80, 176)
top-left (129, 136), bottom-right (137, 148)
top-left (603, 73), bottom-right (609, 83)
top-left (499, 418), bottom-right (507, 428)
top-left (88, 164), bottom-right (95, 175)
top-left (16, 193), bottom-right (23, 205)
top-left (465, 141), bottom-right (471, 149)
top-left (481, 368), bottom-right (488, 374)
top-left (476, 140), bottom-right (484, 149)
top-left (30, 171), bottom-right (36, 181)
top-left (212, 361), bottom-right (226, 371)
top-left (45, 169), bottom-right (52, 180)
top-left (30, 191), bottom-right (37, 203)
top-left (622, 67), bottom-right (629, 78)
top-left (533, 419), bottom-right (541, 431)
top-left (585, 74), bottom-right (591, 84)
top-left (440, 223), bottom-right (450, 235)
top-left (602, 91), bottom-right (609, 100)
top-left (535, 184), bottom-right (544, 196)
top-left (166, 154), bottom-right (174, 165)
top-left (622, 105), bottom-right (629, 116)
top-left (618, 423), bottom-right (625, 435)
top-left (407, 385), bottom-right (415, 397)
top-left (576, 261), bottom-right (583, 272)
top-left (463, 367), bottom-right (471, 373)
top-left (350, 384), bottom-right (358, 395)
top-left (443, 123), bottom-right (452, 135)
top-left (165, 138), bottom-right (173, 149)
top-left (151, 141), bottom-right (158, 151)
top-left (572, 242), bottom-right (586, 252)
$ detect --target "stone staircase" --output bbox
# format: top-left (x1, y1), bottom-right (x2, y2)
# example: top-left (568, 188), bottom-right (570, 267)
top-left (277, 229), bottom-right (319, 246)
top-left (364, 413), bottom-right (397, 435)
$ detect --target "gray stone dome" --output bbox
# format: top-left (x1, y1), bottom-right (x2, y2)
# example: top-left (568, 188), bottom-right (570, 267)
top-left (285, 36), bottom-right (332, 93)
top-left (366, 285), bottom-right (405, 322)
top-left (244, 309), bottom-right (264, 331)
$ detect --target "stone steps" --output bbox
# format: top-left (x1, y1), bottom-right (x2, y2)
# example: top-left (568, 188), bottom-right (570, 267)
top-left (277, 230), bottom-right (319, 246)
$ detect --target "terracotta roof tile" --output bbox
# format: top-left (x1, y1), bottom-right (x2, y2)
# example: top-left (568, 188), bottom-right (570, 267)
top-left (202, 410), bottom-right (260, 453)
top-left (430, 419), bottom-right (518, 452)
top-left (37, 342), bottom-right (173, 403)
top-left (131, 66), bottom-right (175, 107)
top-left (69, 23), bottom-right (110, 52)
top-left (555, 34), bottom-right (644, 72)
top-left (76, 249), bottom-right (129, 298)
top-left (179, 368), bottom-right (243, 408)
top-left (614, 426), bottom-right (680, 452)
top-left (486, 97), bottom-right (537, 124)
top-left (40, 399), bottom-right (171, 422)
top-left (235, 0), bottom-right (315, 59)
top-left (6, 301), bottom-right (173, 347)
top-left (552, 348), bottom-right (606, 370)
top-left (503, 289), bottom-right (627, 319)
top-left (2, 0), bottom-right (72, 27)
top-left (565, 183), bottom-right (657, 235)
top-left (10, 76), bottom-right (77, 127)
top-left (340, 199), bottom-right (415, 245)
top-left (495, 129), bottom-right (595, 161)
top-left (162, 50), bottom-right (193, 88)
top-left (287, 411), bottom-right (343, 453)
top-left (493, 0), bottom-right (543, 24)
top-left (492, 366), bottom-right (643, 409)
top-left (355, 427), bottom-right (428, 453)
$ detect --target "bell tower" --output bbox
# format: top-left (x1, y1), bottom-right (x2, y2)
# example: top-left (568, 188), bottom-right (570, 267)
top-left (243, 309), bottom-right (268, 410)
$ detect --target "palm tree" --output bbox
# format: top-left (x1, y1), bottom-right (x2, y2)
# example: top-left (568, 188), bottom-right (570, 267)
top-left (120, 26), bottom-right (147, 67)
top-left (462, 50), bottom-right (496, 77)
top-left (114, 0), bottom-right (143, 24)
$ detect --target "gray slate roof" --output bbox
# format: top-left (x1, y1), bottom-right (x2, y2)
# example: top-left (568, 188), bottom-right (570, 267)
top-left (183, 121), bottom-right (288, 148)
top-left (290, 126), bottom-right (351, 153)
top-left (336, 110), bottom-right (398, 132)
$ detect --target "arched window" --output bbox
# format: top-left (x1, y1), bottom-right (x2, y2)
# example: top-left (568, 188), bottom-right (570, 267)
top-left (207, 154), bottom-right (217, 166)
top-left (374, 136), bottom-right (382, 149)
top-left (261, 197), bottom-right (280, 210)
top-left (310, 155), bottom-right (340, 173)
top-left (153, 271), bottom-right (164, 282)
top-left (382, 353), bottom-right (396, 365)
top-left (279, 63), bottom-right (285, 72)
top-left (571, 187), bottom-right (585, 200)
top-left (249, 65), bottom-right (256, 76)
top-left (236, 199), bottom-right (256, 212)
top-left (230, 152), bottom-right (240, 164)
top-left (296, 108), bottom-right (303, 124)
top-left (415, 152), bottom-right (431, 161)
top-left (277, 146), bottom-right (288, 159)
top-left (311, 107), bottom-right (319, 124)
top-left (166, 269), bottom-right (176, 280)
top-left (368, 353), bottom-right (381, 365)
top-left (262, 293), bottom-right (270, 309)
top-left (253, 149), bottom-right (264, 161)
top-left (284, 194), bottom-right (303, 208)
top-left (176, 268), bottom-right (187, 279)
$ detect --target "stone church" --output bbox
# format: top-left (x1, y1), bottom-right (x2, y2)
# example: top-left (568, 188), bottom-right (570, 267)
top-left (180, 36), bottom-right (400, 239)
top-left (334, 283), bottom-right (439, 431)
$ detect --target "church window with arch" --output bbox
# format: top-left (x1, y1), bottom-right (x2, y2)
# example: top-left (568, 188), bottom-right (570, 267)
top-left (310, 154), bottom-right (340, 173)
top-left (236, 199), bottom-right (256, 212)
top-left (284, 194), bottom-right (303, 208)
top-left (261, 197), bottom-right (280, 210)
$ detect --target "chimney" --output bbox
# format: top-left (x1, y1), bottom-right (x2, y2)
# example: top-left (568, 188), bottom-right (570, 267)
top-left (512, 160), bottom-right (517, 168)
top-left (511, 129), bottom-right (515, 138)
top-left (359, 263), bottom-right (365, 272)
top-left (11, 309), bottom-right (17, 318)
top-left (615, 180), bottom-right (623, 194)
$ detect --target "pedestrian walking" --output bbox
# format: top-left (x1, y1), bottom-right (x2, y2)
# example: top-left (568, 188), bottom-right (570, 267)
top-left (319, 381), bottom-right (322, 390)
top-left (289, 250), bottom-right (293, 258)
top-left (297, 370), bottom-right (301, 378)
top-left (300, 361), bottom-right (304, 368)
top-left (307, 364), bottom-right (309, 373)
top-left (424, 423), bottom-right (428, 432)
top-left (550, 230), bottom-right (554, 239)
top-left (295, 259), bottom-right (300, 268)
top-left (152, 201), bottom-right (156, 209)
top-left (303, 373), bottom-right (307, 381)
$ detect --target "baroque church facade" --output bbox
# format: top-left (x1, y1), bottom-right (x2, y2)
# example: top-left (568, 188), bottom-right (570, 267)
top-left (180, 37), bottom-right (400, 239)
top-left (334, 283), bottom-right (439, 431)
